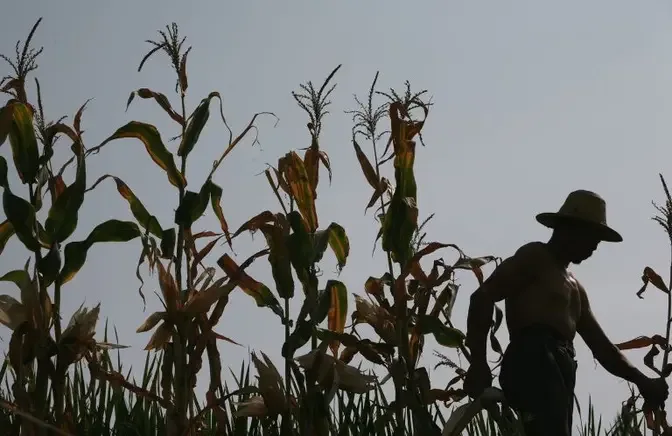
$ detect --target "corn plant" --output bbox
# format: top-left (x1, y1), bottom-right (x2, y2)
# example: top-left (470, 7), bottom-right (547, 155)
top-left (612, 173), bottom-right (672, 435)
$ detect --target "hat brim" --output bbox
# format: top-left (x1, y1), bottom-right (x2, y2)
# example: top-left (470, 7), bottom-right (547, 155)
top-left (536, 212), bottom-right (623, 243)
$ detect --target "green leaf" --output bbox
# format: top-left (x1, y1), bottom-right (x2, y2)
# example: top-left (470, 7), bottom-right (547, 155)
top-left (160, 228), bottom-right (176, 259)
top-left (0, 270), bottom-right (31, 291)
top-left (7, 102), bottom-right (39, 184)
top-left (2, 189), bottom-right (39, 251)
top-left (287, 211), bottom-right (312, 288)
top-left (99, 121), bottom-right (186, 189)
top-left (37, 245), bottom-right (61, 288)
top-left (416, 315), bottom-right (465, 348)
top-left (0, 156), bottom-right (8, 188)
top-left (0, 220), bottom-right (15, 255)
top-left (313, 223), bottom-right (349, 271)
top-left (89, 175), bottom-right (162, 237)
top-left (381, 110), bottom-right (420, 265)
top-left (0, 104), bottom-right (12, 147)
top-left (282, 319), bottom-right (312, 359)
top-left (45, 149), bottom-right (86, 243)
top-left (261, 224), bottom-right (294, 299)
top-left (59, 220), bottom-right (142, 285)
top-left (178, 92), bottom-right (220, 157)
top-left (174, 182), bottom-right (210, 227)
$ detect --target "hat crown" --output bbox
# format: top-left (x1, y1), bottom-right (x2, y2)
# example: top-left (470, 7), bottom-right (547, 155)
top-left (556, 190), bottom-right (608, 225)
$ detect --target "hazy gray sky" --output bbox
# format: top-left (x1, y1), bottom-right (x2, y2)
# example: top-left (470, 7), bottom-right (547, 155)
top-left (3, 0), bottom-right (672, 429)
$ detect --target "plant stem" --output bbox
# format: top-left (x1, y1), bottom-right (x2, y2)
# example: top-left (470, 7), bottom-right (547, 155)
top-left (370, 134), bottom-right (406, 435)
top-left (282, 296), bottom-right (292, 435)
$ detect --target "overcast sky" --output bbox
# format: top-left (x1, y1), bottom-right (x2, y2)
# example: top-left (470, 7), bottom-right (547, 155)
top-left (3, 0), bottom-right (672, 430)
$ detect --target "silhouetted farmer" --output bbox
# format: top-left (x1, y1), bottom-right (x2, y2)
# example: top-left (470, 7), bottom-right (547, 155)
top-left (464, 190), bottom-right (669, 436)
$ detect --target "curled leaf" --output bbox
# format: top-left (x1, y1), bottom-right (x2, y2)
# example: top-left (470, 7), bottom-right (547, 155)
top-left (638, 267), bottom-right (670, 299)
top-left (126, 88), bottom-right (184, 125)
top-left (313, 223), bottom-right (349, 271)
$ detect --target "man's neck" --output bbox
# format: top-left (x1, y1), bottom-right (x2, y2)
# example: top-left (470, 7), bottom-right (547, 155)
top-left (544, 240), bottom-right (571, 269)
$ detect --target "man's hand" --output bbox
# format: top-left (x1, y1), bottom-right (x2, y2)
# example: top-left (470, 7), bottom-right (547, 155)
top-left (463, 360), bottom-right (492, 399)
top-left (637, 376), bottom-right (669, 409)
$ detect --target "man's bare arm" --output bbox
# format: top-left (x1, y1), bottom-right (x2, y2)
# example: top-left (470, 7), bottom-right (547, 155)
top-left (465, 242), bottom-right (542, 364)
top-left (577, 285), bottom-right (646, 385)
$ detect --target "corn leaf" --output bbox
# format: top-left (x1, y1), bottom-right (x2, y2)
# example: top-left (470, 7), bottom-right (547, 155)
top-left (327, 280), bottom-right (348, 356)
top-left (59, 220), bottom-right (142, 285)
top-left (2, 189), bottom-right (39, 251)
top-left (7, 102), bottom-right (39, 184)
top-left (217, 254), bottom-right (283, 318)
top-left (98, 121), bottom-right (186, 189)
top-left (126, 88), bottom-right (184, 125)
top-left (0, 220), bottom-right (15, 256)
top-left (279, 151), bottom-right (318, 232)
top-left (88, 175), bottom-right (162, 237)
top-left (45, 148), bottom-right (86, 243)
top-left (178, 92), bottom-right (220, 157)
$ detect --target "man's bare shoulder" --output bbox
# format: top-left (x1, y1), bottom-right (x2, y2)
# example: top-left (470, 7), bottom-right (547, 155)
top-left (510, 241), bottom-right (550, 265)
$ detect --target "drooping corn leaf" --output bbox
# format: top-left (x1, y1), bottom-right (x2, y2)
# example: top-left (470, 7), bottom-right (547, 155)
top-left (98, 121), bottom-right (186, 189)
top-left (59, 220), bottom-right (142, 285)
top-left (126, 88), bottom-right (184, 125)
top-left (88, 174), bottom-right (162, 238)
top-left (313, 222), bottom-right (349, 271)
top-left (217, 254), bottom-right (283, 318)
top-left (174, 181), bottom-right (211, 227)
top-left (416, 315), bottom-right (465, 348)
top-left (207, 181), bottom-right (232, 247)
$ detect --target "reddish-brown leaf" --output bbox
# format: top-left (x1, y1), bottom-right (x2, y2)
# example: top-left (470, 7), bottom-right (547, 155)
top-left (157, 261), bottom-right (180, 313)
top-left (51, 175), bottom-right (66, 203)
top-left (217, 254), bottom-right (282, 317)
top-left (73, 99), bottom-right (91, 137)
top-left (233, 211), bottom-right (277, 238)
top-left (190, 236), bottom-right (224, 281)
top-left (616, 334), bottom-right (670, 351)
top-left (638, 266), bottom-right (670, 299)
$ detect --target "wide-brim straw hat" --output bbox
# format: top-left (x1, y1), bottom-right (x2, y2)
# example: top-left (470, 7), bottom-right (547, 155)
top-left (535, 190), bottom-right (623, 243)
